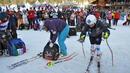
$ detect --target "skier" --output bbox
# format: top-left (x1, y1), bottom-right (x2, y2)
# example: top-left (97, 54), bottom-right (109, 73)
top-left (0, 12), bottom-right (11, 55)
top-left (43, 18), bottom-right (69, 56)
top-left (78, 14), bottom-right (110, 61)
top-left (7, 9), bottom-right (18, 38)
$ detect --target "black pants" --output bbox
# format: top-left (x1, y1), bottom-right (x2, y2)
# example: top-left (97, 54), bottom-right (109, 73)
top-left (89, 35), bottom-right (102, 45)
top-left (113, 19), bottom-right (119, 26)
top-left (108, 19), bottom-right (111, 27)
top-left (11, 30), bottom-right (17, 38)
top-left (0, 31), bottom-right (11, 50)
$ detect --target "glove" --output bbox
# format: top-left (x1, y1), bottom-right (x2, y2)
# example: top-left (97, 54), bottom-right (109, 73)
top-left (102, 32), bottom-right (109, 39)
top-left (2, 34), bottom-right (6, 38)
top-left (49, 42), bottom-right (54, 48)
top-left (78, 35), bottom-right (86, 43)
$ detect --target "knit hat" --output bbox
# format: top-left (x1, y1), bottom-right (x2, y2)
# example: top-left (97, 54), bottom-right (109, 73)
top-left (0, 12), bottom-right (8, 20)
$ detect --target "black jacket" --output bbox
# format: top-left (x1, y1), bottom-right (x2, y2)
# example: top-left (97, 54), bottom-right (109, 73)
top-left (81, 20), bottom-right (110, 37)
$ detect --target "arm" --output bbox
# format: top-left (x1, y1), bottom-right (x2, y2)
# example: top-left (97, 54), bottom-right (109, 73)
top-left (79, 25), bottom-right (89, 42)
top-left (50, 26), bottom-right (58, 43)
top-left (101, 21), bottom-right (110, 34)
top-left (101, 21), bottom-right (110, 39)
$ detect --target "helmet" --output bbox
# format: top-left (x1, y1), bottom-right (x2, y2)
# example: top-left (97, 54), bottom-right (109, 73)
top-left (86, 14), bottom-right (97, 25)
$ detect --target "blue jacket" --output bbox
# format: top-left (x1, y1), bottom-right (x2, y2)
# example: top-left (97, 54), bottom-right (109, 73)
top-left (44, 18), bottom-right (66, 43)
top-left (7, 15), bottom-right (17, 30)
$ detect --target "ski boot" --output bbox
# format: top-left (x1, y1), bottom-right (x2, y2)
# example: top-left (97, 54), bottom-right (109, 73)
top-left (3, 49), bottom-right (9, 56)
top-left (96, 50), bottom-right (102, 73)
top-left (0, 50), bottom-right (3, 56)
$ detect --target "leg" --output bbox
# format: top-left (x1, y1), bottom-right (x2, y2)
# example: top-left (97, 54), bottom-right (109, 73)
top-left (89, 37), bottom-right (96, 56)
top-left (108, 19), bottom-right (111, 27)
top-left (95, 45), bottom-right (102, 62)
top-left (85, 37), bottom-right (96, 72)
top-left (123, 21), bottom-right (127, 26)
top-left (113, 19), bottom-right (116, 25)
top-left (0, 41), bottom-right (3, 56)
top-left (11, 29), bottom-right (17, 39)
top-left (90, 44), bottom-right (95, 56)
top-left (58, 25), bottom-right (69, 56)
top-left (95, 36), bottom-right (102, 62)
top-left (115, 19), bottom-right (118, 26)
top-left (95, 44), bottom-right (102, 73)
top-left (28, 19), bottom-right (31, 29)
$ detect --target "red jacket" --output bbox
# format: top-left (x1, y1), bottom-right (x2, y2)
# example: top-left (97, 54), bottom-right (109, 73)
top-left (114, 12), bottom-right (120, 20)
top-left (28, 10), bottom-right (36, 20)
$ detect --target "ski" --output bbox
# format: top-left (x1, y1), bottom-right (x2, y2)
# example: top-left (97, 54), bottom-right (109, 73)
top-left (45, 53), bottom-right (78, 68)
top-left (97, 61), bottom-right (101, 73)
top-left (57, 52), bottom-right (76, 60)
top-left (8, 52), bottom-right (77, 69)
top-left (85, 55), bottom-right (94, 73)
top-left (8, 52), bottom-right (43, 69)
top-left (85, 54), bottom-right (102, 73)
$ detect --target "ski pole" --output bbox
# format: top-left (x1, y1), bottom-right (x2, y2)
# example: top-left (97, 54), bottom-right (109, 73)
top-left (106, 39), bottom-right (114, 66)
top-left (81, 43), bottom-right (86, 58)
top-left (109, 27), bottom-right (116, 30)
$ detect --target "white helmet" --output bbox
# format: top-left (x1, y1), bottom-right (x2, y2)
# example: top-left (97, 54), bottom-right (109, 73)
top-left (86, 14), bottom-right (97, 25)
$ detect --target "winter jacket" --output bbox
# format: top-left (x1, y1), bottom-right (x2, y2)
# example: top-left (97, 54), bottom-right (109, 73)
top-left (0, 12), bottom-right (9, 30)
top-left (0, 21), bottom-right (9, 31)
top-left (81, 20), bottom-right (110, 37)
top-left (114, 12), bottom-right (120, 20)
top-left (44, 18), bottom-right (66, 43)
top-left (28, 10), bottom-right (36, 20)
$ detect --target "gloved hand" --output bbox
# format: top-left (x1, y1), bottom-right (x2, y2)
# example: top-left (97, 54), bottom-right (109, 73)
top-left (2, 34), bottom-right (6, 38)
top-left (78, 35), bottom-right (86, 43)
top-left (102, 32), bottom-right (109, 39)
top-left (49, 42), bottom-right (54, 48)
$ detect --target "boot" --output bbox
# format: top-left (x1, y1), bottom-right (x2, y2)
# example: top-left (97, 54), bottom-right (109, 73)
top-left (0, 50), bottom-right (3, 56)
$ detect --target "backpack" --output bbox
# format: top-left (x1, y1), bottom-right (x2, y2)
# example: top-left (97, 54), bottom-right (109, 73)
top-left (7, 38), bottom-right (26, 56)
top-left (42, 42), bottom-right (59, 61)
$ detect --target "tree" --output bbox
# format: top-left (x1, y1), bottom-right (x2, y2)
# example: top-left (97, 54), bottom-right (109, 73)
top-left (38, 0), bottom-right (44, 2)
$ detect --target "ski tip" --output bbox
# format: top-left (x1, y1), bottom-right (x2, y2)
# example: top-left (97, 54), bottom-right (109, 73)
top-left (7, 66), bottom-right (14, 70)
top-left (85, 70), bottom-right (89, 73)
top-left (38, 52), bottom-right (43, 57)
top-left (46, 61), bottom-right (54, 67)
top-left (85, 69), bottom-right (89, 73)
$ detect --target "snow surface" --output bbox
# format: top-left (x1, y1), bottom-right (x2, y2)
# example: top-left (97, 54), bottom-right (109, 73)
top-left (0, 20), bottom-right (130, 73)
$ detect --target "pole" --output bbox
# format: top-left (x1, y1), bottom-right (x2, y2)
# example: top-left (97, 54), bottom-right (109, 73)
top-left (106, 39), bottom-right (114, 66)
